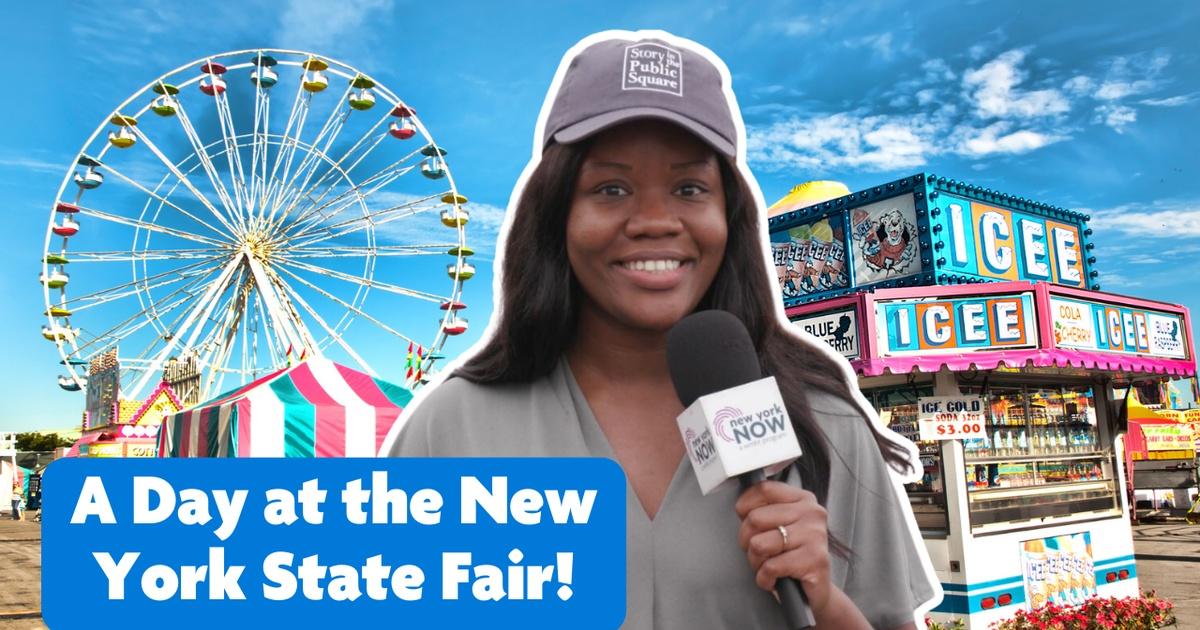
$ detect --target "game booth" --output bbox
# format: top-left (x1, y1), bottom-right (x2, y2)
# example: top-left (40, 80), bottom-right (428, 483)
top-left (1122, 394), bottom-right (1198, 517)
top-left (158, 357), bottom-right (412, 458)
top-left (769, 175), bottom-right (1196, 628)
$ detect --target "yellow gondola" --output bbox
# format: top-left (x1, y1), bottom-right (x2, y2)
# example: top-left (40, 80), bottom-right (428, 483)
top-left (348, 74), bottom-right (376, 109)
top-left (150, 95), bottom-right (178, 117)
top-left (447, 261), bottom-right (476, 280)
top-left (348, 88), bottom-right (376, 110)
top-left (441, 207), bottom-right (470, 227)
top-left (40, 271), bottom-right (70, 288)
top-left (42, 325), bottom-right (78, 342)
top-left (151, 83), bottom-right (180, 115)
top-left (302, 57), bottom-right (330, 93)
top-left (107, 114), bottom-right (138, 149)
top-left (441, 192), bottom-right (468, 205)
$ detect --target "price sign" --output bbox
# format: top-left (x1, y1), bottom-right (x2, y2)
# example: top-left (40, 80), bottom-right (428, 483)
top-left (918, 395), bottom-right (986, 441)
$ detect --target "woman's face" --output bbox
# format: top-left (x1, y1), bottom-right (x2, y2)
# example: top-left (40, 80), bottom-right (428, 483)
top-left (567, 119), bottom-right (727, 334)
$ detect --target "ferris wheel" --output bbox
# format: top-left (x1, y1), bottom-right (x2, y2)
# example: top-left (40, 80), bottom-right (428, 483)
top-left (42, 49), bottom-right (473, 403)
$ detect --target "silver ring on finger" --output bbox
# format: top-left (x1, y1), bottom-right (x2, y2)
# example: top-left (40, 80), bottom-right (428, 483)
top-left (777, 524), bottom-right (789, 553)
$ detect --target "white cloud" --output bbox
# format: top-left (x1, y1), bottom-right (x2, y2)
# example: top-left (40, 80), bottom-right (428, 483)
top-left (1086, 201), bottom-right (1200, 238)
top-left (0, 155), bottom-right (64, 175)
top-left (1098, 273), bottom-right (1143, 289)
top-left (1140, 95), bottom-right (1193, 107)
top-left (747, 112), bottom-right (933, 172)
top-left (747, 46), bottom-right (1186, 172)
top-left (278, 0), bottom-right (393, 50)
top-left (766, 15), bottom-right (838, 38)
top-left (921, 59), bottom-right (955, 82)
top-left (958, 122), bottom-right (1065, 156)
top-left (1063, 76), bottom-right (1094, 95)
top-left (846, 33), bottom-right (900, 61)
top-left (1093, 104), bottom-right (1137, 132)
top-left (962, 49), bottom-right (1070, 119)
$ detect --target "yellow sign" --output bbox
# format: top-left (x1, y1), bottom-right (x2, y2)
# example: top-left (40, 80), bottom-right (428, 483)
top-left (1141, 424), bottom-right (1196, 452)
top-left (86, 442), bottom-right (123, 458)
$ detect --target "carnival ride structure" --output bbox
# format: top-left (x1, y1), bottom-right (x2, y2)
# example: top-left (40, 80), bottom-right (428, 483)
top-left (41, 50), bottom-right (473, 403)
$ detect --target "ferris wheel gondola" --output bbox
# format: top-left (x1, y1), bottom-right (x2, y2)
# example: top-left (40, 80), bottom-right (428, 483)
top-left (43, 49), bottom-right (473, 401)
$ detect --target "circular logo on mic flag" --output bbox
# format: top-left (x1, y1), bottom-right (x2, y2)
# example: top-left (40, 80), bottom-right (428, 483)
top-left (713, 407), bottom-right (742, 443)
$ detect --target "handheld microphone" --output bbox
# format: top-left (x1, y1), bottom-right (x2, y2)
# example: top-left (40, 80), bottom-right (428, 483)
top-left (667, 309), bottom-right (815, 630)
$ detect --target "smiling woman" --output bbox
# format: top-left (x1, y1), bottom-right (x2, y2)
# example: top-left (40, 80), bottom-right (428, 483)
top-left (382, 30), bottom-right (939, 630)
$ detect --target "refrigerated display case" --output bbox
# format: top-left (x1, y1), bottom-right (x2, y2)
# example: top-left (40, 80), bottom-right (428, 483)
top-left (957, 382), bottom-right (1120, 533)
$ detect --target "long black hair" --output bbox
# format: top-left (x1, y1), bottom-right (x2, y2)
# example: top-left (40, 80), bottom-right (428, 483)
top-left (455, 140), bottom-right (913, 504)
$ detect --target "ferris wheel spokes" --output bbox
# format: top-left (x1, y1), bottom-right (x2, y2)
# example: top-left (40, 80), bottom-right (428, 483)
top-left (80, 205), bottom-right (227, 247)
top-left (278, 257), bottom-right (445, 304)
top-left (68, 267), bottom-right (221, 359)
top-left (263, 87), bottom-right (316, 228)
top-left (274, 271), bottom-right (376, 376)
top-left (283, 189), bottom-right (443, 248)
top-left (62, 256), bottom-right (223, 313)
top-left (169, 100), bottom-right (247, 234)
top-left (127, 254), bottom-right (244, 398)
top-left (128, 126), bottom-right (247, 238)
top-left (282, 244), bottom-right (453, 259)
top-left (268, 104), bottom-right (394, 230)
top-left (197, 265), bottom-right (254, 397)
top-left (270, 143), bottom-right (426, 238)
top-left (284, 108), bottom-right (392, 205)
top-left (98, 160), bottom-right (237, 240)
top-left (274, 263), bottom-right (423, 347)
top-left (265, 82), bottom-right (355, 224)
top-left (206, 68), bottom-right (253, 218)
top-left (276, 165), bottom-right (424, 243)
top-left (68, 248), bottom-right (225, 263)
top-left (242, 253), bottom-right (313, 358)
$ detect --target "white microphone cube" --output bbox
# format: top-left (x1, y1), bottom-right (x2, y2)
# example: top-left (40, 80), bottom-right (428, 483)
top-left (676, 376), bottom-right (803, 495)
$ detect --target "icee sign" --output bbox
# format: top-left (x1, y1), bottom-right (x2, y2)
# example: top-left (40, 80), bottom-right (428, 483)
top-left (876, 292), bottom-right (1038, 355)
top-left (932, 192), bottom-right (1088, 288)
top-left (41, 458), bottom-right (626, 629)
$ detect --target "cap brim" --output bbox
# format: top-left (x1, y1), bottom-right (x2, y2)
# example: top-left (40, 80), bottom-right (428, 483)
top-left (552, 107), bottom-right (735, 157)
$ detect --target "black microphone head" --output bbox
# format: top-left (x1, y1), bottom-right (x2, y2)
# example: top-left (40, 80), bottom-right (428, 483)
top-left (666, 310), bottom-right (763, 408)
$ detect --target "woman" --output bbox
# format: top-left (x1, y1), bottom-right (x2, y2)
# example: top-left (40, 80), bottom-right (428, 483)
top-left (384, 30), bottom-right (938, 629)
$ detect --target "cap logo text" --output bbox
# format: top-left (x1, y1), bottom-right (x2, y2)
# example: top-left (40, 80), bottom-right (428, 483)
top-left (623, 43), bottom-right (683, 96)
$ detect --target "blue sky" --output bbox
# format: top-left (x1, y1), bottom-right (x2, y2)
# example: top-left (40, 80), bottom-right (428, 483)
top-left (2, 0), bottom-right (1198, 432)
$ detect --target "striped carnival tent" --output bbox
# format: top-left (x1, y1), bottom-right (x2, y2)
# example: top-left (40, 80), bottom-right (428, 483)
top-left (158, 358), bottom-right (413, 458)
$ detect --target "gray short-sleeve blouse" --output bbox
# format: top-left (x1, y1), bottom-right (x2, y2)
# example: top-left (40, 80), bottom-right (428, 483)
top-left (384, 360), bottom-right (938, 629)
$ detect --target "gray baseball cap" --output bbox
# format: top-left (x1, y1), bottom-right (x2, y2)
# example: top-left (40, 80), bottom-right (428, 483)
top-left (543, 36), bottom-right (737, 157)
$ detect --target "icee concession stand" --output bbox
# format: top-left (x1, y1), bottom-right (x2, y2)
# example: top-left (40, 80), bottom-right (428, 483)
top-left (768, 174), bottom-right (1196, 628)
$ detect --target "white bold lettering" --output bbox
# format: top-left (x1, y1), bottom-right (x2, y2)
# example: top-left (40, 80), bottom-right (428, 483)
top-left (72, 477), bottom-right (116, 524)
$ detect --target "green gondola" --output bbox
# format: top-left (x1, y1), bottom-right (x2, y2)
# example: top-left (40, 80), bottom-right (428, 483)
top-left (420, 144), bottom-right (448, 157)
